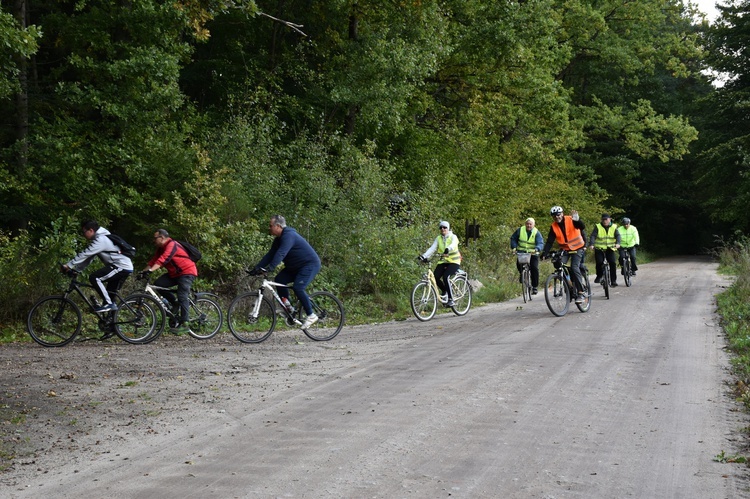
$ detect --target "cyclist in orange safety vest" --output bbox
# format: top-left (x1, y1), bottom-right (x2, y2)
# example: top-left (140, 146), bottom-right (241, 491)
top-left (541, 206), bottom-right (587, 304)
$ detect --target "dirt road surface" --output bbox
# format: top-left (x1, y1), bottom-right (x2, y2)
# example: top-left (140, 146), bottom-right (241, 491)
top-left (1, 256), bottom-right (748, 497)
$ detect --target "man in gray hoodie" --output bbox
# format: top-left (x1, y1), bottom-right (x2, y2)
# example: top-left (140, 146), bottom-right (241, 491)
top-left (62, 220), bottom-right (134, 313)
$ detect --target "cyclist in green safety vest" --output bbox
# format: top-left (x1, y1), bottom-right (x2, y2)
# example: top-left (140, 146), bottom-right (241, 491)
top-left (617, 217), bottom-right (640, 275)
top-left (510, 218), bottom-right (544, 294)
top-left (588, 213), bottom-right (621, 287)
top-left (418, 221), bottom-right (462, 307)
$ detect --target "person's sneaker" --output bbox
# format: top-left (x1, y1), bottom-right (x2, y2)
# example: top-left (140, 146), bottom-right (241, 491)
top-left (611, 282), bottom-right (618, 287)
top-left (300, 313), bottom-right (318, 329)
top-left (594, 276), bottom-right (601, 284)
top-left (446, 300), bottom-right (455, 307)
top-left (94, 303), bottom-right (118, 313)
top-left (532, 288), bottom-right (538, 295)
top-left (574, 295), bottom-right (583, 304)
top-left (169, 324), bottom-right (191, 336)
top-left (632, 271), bottom-right (637, 276)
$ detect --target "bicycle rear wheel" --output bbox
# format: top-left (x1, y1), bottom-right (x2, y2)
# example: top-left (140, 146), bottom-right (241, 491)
top-left (576, 270), bottom-right (592, 313)
top-left (544, 274), bottom-right (569, 317)
top-left (302, 291), bottom-right (345, 341)
top-left (115, 294), bottom-right (164, 344)
top-left (228, 293), bottom-right (276, 343)
top-left (450, 273), bottom-right (472, 316)
top-left (410, 280), bottom-right (437, 321)
top-left (188, 296), bottom-right (223, 339)
top-left (27, 296), bottom-right (81, 347)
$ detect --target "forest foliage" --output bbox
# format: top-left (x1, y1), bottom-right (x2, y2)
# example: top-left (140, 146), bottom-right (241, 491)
top-left (0, 0), bottom-right (747, 323)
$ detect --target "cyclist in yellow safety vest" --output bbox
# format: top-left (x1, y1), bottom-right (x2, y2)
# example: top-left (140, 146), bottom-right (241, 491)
top-left (617, 217), bottom-right (640, 275)
top-left (418, 221), bottom-right (461, 307)
top-left (588, 213), bottom-right (621, 287)
top-left (510, 218), bottom-right (544, 295)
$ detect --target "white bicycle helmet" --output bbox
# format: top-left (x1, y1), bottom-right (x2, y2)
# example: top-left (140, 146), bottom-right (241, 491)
top-left (550, 206), bottom-right (564, 216)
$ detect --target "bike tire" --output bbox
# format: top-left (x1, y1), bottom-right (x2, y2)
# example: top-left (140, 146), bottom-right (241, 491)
top-left (524, 267), bottom-right (533, 303)
top-left (450, 273), bottom-right (472, 316)
top-left (27, 296), bottom-right (82, 347)
top-left (188, 296), bottom-right (223, 340)
top-left (115, 293), bottom-right (165, 344)
top-left (302, 291), bottom-right (345, 341)
top-left (228, 293), bottom-right (276, 343)
top-left (544, 274), bottom-right (569, 317)
top-left (602, 262), bottom-right (610, 300)
top-left (410, 280), bottom-right (437, 321)
top-left (623, 259), bottom-right (632, 287)
top-left (576, 270), bottom-right (592, 313)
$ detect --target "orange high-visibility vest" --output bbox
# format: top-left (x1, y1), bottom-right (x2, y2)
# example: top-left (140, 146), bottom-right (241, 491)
top-left (551, 216), bottom-right (585, 251)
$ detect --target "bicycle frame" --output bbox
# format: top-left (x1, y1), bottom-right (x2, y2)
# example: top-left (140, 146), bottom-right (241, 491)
top-left (250, 278), bottom-right (302, 325)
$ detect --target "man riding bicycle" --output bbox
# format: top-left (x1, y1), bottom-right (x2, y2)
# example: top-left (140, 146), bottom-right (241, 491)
top-left (589, 213), bottom-right (621, 287)
top-left (541, 206), bottom-right (587, 304)
top-left (510, 217), bottom-right (544, 295)
top-left (617, 217), bottom-right (640, 275)
top-left (249, 215), bottom-right (321, 329)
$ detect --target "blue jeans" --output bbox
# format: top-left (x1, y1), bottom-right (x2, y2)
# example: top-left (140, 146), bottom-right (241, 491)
top-left (275, 262), bottom-right (321, 315)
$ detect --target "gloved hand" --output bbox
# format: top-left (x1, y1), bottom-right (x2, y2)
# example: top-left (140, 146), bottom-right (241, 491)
top-left (247, 267), bottom-right (261, 276)
top-left (417, 255), bottom-right (426, 263)
top-left (137, 270), bottom-right (151, 280)
top-left (443, 248), bottom-right (449, 254)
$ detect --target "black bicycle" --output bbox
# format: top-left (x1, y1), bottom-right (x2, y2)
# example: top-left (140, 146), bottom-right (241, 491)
top-left (621, 250), bottom-right (634, 287)
top-left (27, 269), bottom-right (164, 347)
top-left (516, 252), bottom-right (535, 303)
top-left (600, 254), bottom-right (611, 299)
top-left (543, 250), bottom-right (591, 317)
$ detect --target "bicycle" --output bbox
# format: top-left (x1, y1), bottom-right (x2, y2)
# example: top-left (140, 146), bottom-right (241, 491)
top-left (543, 250), bottom-right (591, 317)
top-left (227, 269), bottom-right (345, 343)
top-left (621, 250), bottom-right (634, 287)
top-left (410, 258), bottom-right (472, 321)
top-left (134, 272), bottom-right (223, 340)
top-left (516, 251), bottom-right (536, 303)
top-left (27, 269), bottom-right (163, 347)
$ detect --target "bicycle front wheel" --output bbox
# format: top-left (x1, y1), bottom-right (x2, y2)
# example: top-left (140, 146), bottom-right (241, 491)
top-left (115, 294), bottom-right (165, 344)
top-left (450, 273), bottom-right (472, 316)
top-left (410, 280), bottom-right (437, 321)
top-left (623, 259), bottom-right (632, 287)
top-left (302, 291), bottom-right (345, 341)
top-left (576, 270), bottom-right (592, 313)
top-left (522, 268), bottom-right (531, 303)
top-left (602, 263), bottom-right (610, 300)
top-left (544, 274), bottom-right (569, 317)
top-left (27, 296), bottom-right (82, 347)
top-left (188, 296), bottom-right (223, 340)
top-left (228, 293), bottom-right (276, 343)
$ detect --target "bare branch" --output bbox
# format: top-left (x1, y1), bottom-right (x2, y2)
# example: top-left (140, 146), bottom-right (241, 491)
top-left (259, 12), bottom-right (308, 37)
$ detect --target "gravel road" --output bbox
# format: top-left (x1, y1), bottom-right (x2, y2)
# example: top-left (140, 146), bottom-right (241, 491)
top-left (1, 256), bottom-right (748, 498)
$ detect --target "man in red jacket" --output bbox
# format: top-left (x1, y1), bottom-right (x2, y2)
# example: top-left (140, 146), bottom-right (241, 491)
top-left (145, 228), bottom-right (198, 335)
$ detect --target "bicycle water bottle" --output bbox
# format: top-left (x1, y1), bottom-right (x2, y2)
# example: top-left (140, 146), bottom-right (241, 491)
top-left (281, 297), bottom-right (295, 314)
top-left (162, 297), bottom-right (171, 309)
top-left (90, 295), bottom-right (99, 307)
top-left (564, 273), bottom-right (572, 288)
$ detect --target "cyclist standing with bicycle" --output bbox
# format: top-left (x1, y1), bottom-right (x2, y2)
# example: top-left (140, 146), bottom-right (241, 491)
top-left (510, 218), bottom-right (543, 295)
top-left (418, 221), bottom-right (461, 307)
top-left (144, 229), bottom-right (197, 335)
top-left (589, 213), bottom-right (621, 287)
top-left (249, 215), bottom-right (322, 330)
top-left (541, 207), bottom-right (587, 304)
top-left (617, 217), bottom-right (640, 275)
top-left (62, 220), bottom-right (133, 314)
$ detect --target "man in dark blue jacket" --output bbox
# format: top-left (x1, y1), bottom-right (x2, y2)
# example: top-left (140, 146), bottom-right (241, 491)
top-left (251, 215), bottom-right (322, 329)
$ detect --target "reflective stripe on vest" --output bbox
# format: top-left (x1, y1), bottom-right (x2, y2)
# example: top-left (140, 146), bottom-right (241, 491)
top-left (594, 223), bottom-right (618, 250)
top-left (517, 227), bottom-right (538, 253)
top-left (551, 217), bottom-right (585, 251)
top-left (437, 234), bottom-right (461, 264)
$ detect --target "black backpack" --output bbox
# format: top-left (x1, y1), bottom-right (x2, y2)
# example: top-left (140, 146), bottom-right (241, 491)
top-left (106, 233), bottom-right (136, 259)
top-left (177, 240), bottom-right (202, 262)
